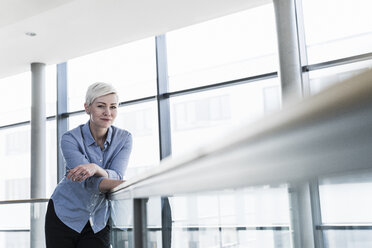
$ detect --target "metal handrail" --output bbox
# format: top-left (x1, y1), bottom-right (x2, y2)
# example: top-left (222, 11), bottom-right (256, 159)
top-left (0, 198), bottom-right (49, 205)
top-left (109, 69), bottom-right (372, 200)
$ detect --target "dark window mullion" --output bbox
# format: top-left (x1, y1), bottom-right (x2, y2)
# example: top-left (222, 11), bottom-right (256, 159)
top-left (56, 62), bottom-right (68, 182)
top-left (155, 34), bottom-right (172, 248)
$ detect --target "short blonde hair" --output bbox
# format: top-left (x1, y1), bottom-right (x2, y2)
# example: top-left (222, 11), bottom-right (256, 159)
top-left (85, 82), bottom-right (118, 106)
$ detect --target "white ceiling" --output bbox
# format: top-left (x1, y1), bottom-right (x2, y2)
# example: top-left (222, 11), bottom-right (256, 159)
top-left (0, 0), bottom-right (269, 79)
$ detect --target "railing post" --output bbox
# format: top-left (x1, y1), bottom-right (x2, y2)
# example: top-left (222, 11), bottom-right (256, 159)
top-left (288, 181), bottom-right (316, 248)
top-left (133, 198), bottom-right (148, 248)
top-left (309, 179), bottom-right (324, 248)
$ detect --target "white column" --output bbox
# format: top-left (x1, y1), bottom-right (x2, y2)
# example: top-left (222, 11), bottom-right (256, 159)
top-left (273, 1), bottom-right (317, 247)
top-left (30, 62), bottom-right (46, 248)
top-left (273, 0), bottom-right (304, 106)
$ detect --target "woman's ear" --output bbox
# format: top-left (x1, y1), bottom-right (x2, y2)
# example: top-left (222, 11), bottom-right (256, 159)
top-left (84, 103), bottom-right (90, 114)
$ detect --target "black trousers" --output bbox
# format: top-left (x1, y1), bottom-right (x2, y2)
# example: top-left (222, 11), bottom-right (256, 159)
top-left (45, 200), bottom-right (110, 248)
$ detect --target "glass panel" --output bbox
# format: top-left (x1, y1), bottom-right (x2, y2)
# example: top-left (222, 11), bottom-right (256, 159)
top-left (68, 101), bottom-right (159, 180)
top-left (170, 79), bottom-right (280, 156)
top-left (0, 72), bottom-right (31, 126)
top-left (167, 4), bottom-right (278, 91)
top-left (0, 201), bottom-right (47, 248)
top-left (46, 64), bottom-right (57, 117)
top-left (68, 113), bottom-right (89, 131)
top-left (0, 65), bottom-right (55, 125)
top-left (0, 122), bottom-right (56, 201)
top-left (115, 101), bottom-right (160, 179)
top-left (319, 170), bottom-right (372, 224)
top-left (168, 186), bottom-right (290, 248)
top-left (67, 37), bottom-right (157, 112)
top-left (0, 125), bottom-right (30, 200)
top-left (110, 199), bottom-right (134, 248)
top-left (308, 59), bottom-right (372, 95)
top-left (0, 232), bottom-right (29, 248)
top-left (46, 120), bottom-right (57, 197)
top-left (0, 202), bottom-right (30, 248)
top-left (302, 0), bottom-right (372, 64)
top-left (0, 203), bottom-right (30, 230)
top-left (323, 230), bottom-right (372, 248)
top-left (147, 197), bottom-right (163, 247)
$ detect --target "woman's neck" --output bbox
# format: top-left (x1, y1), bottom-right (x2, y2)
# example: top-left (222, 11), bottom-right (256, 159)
top-left (89, 122), bottom-right (108, 147)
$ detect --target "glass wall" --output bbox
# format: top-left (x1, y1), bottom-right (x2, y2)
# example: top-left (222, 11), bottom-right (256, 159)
top-left (111, 185), bottom-right (291, 248)
top-left (308, 60), bottom-right (372, 94)
top-left (170, 78), bottom-right (280, 156)
top-left (319, 170), bottom-right (372, 247)
top-left (301, 0), bottom-right (372, 247)
top-left (0, 65), bottom-right (56, 248)
top-left (302, 0), bottom-right (372, 64)
top-left (0, 72), bottom-right (31, 126)
top-left (0, 65), bottom-right (57, 201)
top-left (0, 124), bottom-right (31, 201)
top-left (167, 4), bottom-right (278, 91)
top-left (167, 186), bottom-right (290, 248)
top-left (1, 0), bottom-right (372, 247)
top-left (67, 37), bottom-right (157, 112)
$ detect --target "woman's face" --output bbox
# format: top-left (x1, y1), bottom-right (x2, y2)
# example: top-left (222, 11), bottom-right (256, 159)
top-left (85, 93), bottom-right (118, 129)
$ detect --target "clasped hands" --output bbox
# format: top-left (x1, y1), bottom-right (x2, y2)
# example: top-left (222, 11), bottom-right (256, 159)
top-left (67, 163), bottom-right (97, 182)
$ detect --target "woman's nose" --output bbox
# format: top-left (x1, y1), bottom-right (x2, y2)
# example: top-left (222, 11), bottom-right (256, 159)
top-left (103, 107), bottom-right (110, 116)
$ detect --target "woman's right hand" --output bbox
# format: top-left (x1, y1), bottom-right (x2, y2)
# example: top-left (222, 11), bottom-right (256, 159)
top-left (67, 163), bottom-right (97, 182)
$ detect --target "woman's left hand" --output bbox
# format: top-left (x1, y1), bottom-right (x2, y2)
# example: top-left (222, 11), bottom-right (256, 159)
top-left (67, 163), bottom-right (97, 182)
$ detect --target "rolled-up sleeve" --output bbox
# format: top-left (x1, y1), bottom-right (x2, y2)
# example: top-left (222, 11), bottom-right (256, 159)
top-left (85, 177), bottom-right (105, 194)
top-left (106, 133), bottom-right (132, 180)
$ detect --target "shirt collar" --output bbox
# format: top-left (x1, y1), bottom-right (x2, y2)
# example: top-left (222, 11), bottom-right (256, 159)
top-left (82, 121), bottom-right (113, 146)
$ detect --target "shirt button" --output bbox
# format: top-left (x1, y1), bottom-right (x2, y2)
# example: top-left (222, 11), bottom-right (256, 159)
top-left (99, 159), bottom-right (102, 162)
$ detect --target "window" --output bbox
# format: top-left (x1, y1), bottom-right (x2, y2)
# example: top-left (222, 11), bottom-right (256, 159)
top-left (308, 60), bottom-right (372, 95)
top-left (319, 170), bottom-right (372, 247)
top-left (0, 125), bottom-right (30, 201)
top-left (115, 101), bottom-right (160, 179)
top-left (67, 37), bottom-right (157, 112)
top-left (170, 78), bottom-right (280, 156)
top-left (302, 0), bottom-right (372, 64)
top-left (166, 4), bottom-right (278, 91)
top-left (140, 186), bottom-right (291, 248)
top-left (0, 72), bottom-right (31, 126)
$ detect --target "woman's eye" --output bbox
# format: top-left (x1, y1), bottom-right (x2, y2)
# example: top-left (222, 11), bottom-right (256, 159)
top-left (110, 106), bottom-right (117, 109)
top-left (97, 105), bottom-right (104, 108)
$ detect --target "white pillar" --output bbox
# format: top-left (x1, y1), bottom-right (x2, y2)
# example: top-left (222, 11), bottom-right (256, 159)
top-left (273, 1), bottom-right (318, 247)
top-left (273, 0), bottom-right (304, 106)
top-left (30, 62), bottom-right (46, 248)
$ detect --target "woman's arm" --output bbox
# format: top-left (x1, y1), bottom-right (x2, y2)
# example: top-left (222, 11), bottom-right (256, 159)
top-left (104, 133), bottom-right (132, 180)
top-left (67, 163), bottom-right (109, 182)
top-left (99, 179), bottom-right (125, 193)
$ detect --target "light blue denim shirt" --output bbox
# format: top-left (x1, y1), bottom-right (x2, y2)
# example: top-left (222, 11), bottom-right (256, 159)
top-left (51, 121), bottom-right (132, 233)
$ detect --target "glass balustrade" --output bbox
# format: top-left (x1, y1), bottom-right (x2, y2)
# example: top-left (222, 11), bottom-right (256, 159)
top-left (110, 185), bottom-right (291, 248)
top-left (0, 200), bottom-right (48, 248)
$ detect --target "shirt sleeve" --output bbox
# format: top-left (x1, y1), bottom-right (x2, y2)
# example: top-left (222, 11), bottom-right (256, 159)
top-left (61, 132), bottom-right (104, 194)
top-left (106, 133), bottom-right (133, 180)
top-left (61, 132), bottom-right (90, 169)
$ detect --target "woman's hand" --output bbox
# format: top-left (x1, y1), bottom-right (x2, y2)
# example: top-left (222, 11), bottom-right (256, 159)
top-left (67, 163), bottom-right (97, 182)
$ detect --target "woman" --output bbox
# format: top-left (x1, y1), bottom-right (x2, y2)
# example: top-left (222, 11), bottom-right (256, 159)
top-left (45, 82), bottom-right (132, 248)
